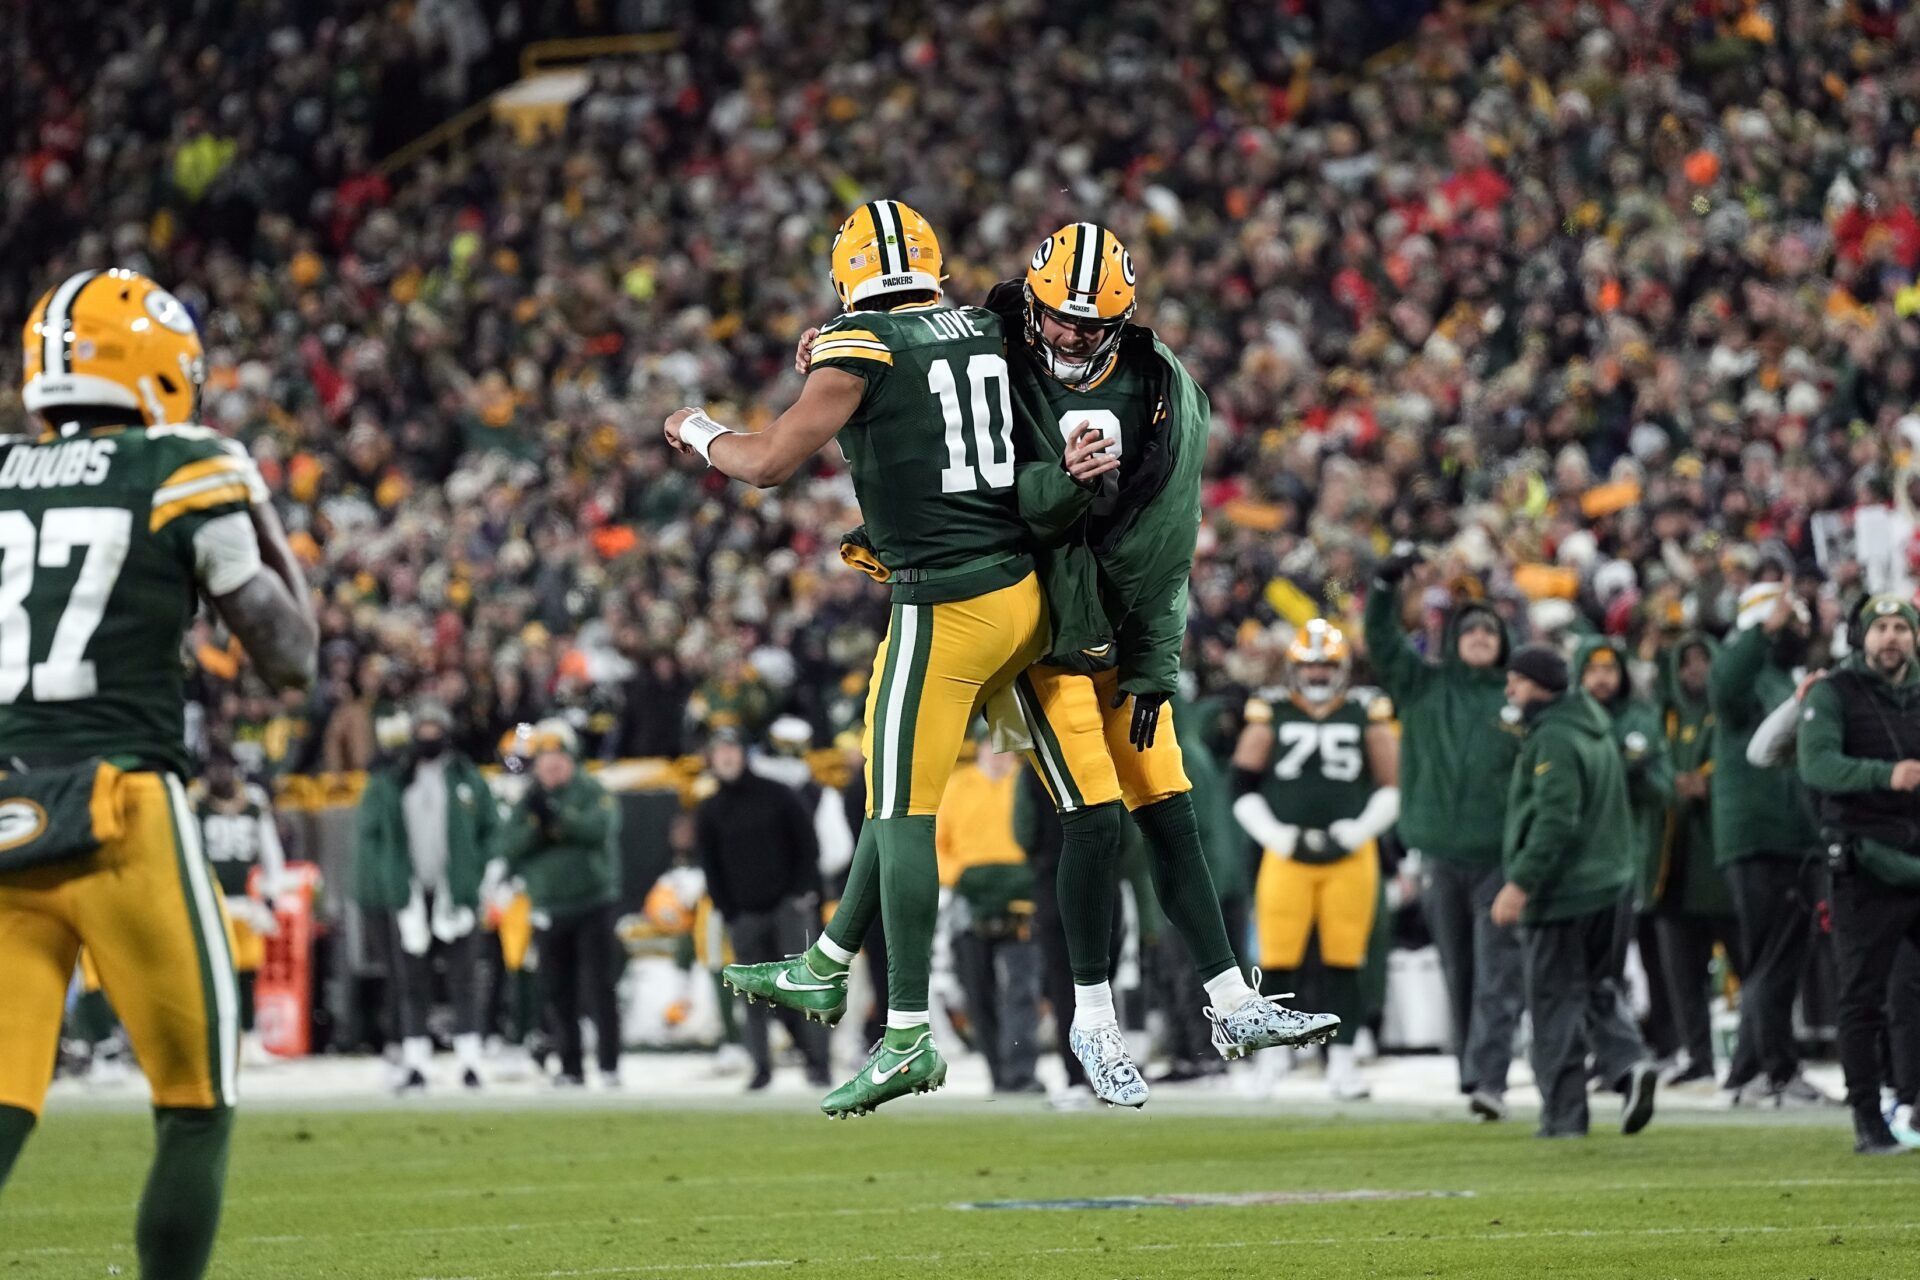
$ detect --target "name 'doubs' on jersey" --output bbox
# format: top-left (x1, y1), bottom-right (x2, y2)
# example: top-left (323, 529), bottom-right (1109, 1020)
top-left (1256, 689), bottom-right (1394, 842)
top-left (809, 304), bottom-right (1029, 576)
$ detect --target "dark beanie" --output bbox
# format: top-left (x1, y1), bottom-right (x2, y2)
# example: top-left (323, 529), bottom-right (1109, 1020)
top-left (1507, 643), bottom-right (1569, 694)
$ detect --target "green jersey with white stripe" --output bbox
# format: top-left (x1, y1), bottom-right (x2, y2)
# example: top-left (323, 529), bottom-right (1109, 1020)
top-left (811, 304), bottom-right (1031, 602)
top-left (1253, 689), bottom-right (1393, 864)
top-left (198, 782), bottom-right (277, 897)
top-left (0, 423), bottom-right (263, 776)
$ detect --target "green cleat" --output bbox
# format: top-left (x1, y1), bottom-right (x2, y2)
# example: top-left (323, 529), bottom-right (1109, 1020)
top-left (721, 954), bottom-right (849, 1026)
top-left (820, 1033), bottom-right (948, 1118)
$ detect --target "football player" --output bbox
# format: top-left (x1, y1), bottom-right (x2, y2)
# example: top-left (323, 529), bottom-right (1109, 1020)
top-left (0, 269), bottom-right (318, 1278)
top-left (1232, 620), bottom-right (1401, 1101)
top-left (196, 746), bottom-right (289, 1067)
top-left (665, 201), bottom-right (1118, 1116)
top-left (727, 224), bottom-right (1338, 1108)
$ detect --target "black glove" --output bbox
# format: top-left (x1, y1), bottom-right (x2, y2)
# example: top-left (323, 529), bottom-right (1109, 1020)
top-left (1113, 689), bottom-right (1169, 751)
top-left (525, 787), bottom-right (554, 828)
top-left (1374, 543), bottom-right (1425, 587)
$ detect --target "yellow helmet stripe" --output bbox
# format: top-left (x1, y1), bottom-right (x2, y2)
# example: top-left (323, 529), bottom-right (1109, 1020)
top-left (40, 269), bottom-right (102, 376)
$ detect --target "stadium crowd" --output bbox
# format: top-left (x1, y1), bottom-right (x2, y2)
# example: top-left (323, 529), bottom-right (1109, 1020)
top-left (11, 0), bottom-right (1920, 1137)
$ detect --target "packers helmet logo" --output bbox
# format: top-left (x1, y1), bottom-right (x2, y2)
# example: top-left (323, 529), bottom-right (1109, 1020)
top-left (1121, 251), bottom-right (1136, 285)
top-left (1876, 598), bottom-right (1904, 616)
top-left (1030, 237), bottom-right (1055, 271)
top-left (0, 798), bottom-right (49, 852)
top-left (144, 289), bottom-right (195, 335)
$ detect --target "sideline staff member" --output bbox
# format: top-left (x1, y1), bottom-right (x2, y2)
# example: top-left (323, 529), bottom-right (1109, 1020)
top-left (1796, 594), bottom-right (1920, 1155)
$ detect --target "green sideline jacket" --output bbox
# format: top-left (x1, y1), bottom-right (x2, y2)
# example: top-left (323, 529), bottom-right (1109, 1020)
top-left (1502, 691), bottom-right (1635, 925)
top-left (353, 753), bottom-right (500, 911)
top-left (495, 770), bottom-right (622, 916)
top-left (1707, 625), bottom-right (1818, 865)
top-left (1573, 637), bottom-right (1674, 909)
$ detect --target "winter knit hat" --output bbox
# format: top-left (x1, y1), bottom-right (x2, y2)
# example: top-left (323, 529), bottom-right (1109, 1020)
top-left (1863, 594), bottom-right (1920, 632)
top-left (1507, 643), bottom-right (1570, 694)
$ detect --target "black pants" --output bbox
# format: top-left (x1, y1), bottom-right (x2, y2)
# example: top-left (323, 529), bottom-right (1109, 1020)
top-left (376, 908), bottom-right (483, 1044)
top-left (1421, 861), bottom-right (1525, 1097)
top-left (953, 925), bottom-right (1040, 1091)
top-left (1889, 942), bottom-right (1920, 1108)
top-left (727, 903), bottom-right (828, 1078)
top-left (539, 901), bottom-right (622, 1079)
top-left (1652, 911), bottom-right (1742, 1074)
top-left (1727, 857), bottom-right (1820, 1089)
top-left (1522, 898), bottom-right (1648, 1137)
top-left (1831, 872), bottom-right (1920, 1110)
top-left (1152, 922), bottom-right (1225, 1076)
top-left (1634, 914), bottom-right (1679, 1061)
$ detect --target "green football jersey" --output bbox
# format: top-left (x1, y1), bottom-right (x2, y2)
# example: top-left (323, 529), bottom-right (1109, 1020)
top-left (1253, 688), bottom-right (1394, 862)
top-left (0, 423), bottom-right (264, 776)
top-left (1033, 355), bottom-right (1153, 542)
top-left (199, 782), bottom-right (275, 897)
top-left (812, 304), bottom-right (1030, 600)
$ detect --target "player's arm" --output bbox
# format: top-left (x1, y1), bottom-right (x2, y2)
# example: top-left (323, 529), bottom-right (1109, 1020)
top-left (664, 367), bottom-right (864, 489)
top-left (1229, 702), bottom-right (1297, 857)
top-left (1330, 716), bottom-right (1402, 853)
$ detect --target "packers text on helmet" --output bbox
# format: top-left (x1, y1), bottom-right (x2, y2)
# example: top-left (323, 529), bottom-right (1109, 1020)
top-left (22, 268), bottom-right (205, 427)
top-left (829, 200), bottom-right (944, 308)
top-left (1024, 222), bottom-right (1137, 388)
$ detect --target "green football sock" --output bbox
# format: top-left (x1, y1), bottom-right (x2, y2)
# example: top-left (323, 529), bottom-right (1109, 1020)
top-left (1133, 793), bottom-right (1237, 980)
top-left (818, 822), bottom-right (880, 967)
top-left (1056, 802), bottom-right (1125, 984)
top-left (877, 814), bottom-right (939, 1013)
top-left (510, 969), bottom-right (541, 1043)
top-left (237, 971), bottom-right (257, 1035)
top-left (1259, 967), bottom-right (1298, 1000)
top-left (1323, 966), bottom-right (1363, 1047)
top-left (74, 988), bottom-right (118, 1043)
top-left (0, 1103), bottom-right (34, 1192)
top-left (137, 1106), bottom-right (233, 1280)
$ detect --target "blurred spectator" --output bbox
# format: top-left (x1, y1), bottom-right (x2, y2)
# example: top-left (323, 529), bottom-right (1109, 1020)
top-left (694, 730), bottom-right (829, 1090)
top-left (352, 700), bottom-right (499, 1092)
top-left (495, 723), bottom-right (624, 1088)
top-left (936, 747), bottom-right (1040, 1096)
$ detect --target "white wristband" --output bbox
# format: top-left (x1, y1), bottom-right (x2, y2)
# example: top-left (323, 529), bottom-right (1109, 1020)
top-left (678, 408), bottom-right (734, 464)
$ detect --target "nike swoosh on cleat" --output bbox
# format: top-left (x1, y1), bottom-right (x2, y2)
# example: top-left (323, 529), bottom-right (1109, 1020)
top-left (775, 970), bottom-right (841, 992)
top-left (868, 1045), bottom-right (928, 1085)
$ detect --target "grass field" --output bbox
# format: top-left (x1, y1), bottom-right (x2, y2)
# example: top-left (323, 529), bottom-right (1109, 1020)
top-left (4, 1099), bottom-right (1915, 1279)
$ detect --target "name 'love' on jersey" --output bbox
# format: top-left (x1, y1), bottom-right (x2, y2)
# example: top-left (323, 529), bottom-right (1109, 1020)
top-left (810, 304), bottom-right (1028, 579)
top-left (1255, 690), bottom-right (1394, 850)
top-left (0, 424), bottom-right (265, 775)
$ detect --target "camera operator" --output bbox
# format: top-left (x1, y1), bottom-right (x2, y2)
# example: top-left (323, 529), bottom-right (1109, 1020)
top-left (1796, 594), bottom-right (1920, 1155)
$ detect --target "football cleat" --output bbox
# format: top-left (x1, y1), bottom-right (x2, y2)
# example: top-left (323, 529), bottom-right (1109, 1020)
top-left (1066, 1023), bottom-right (1150, 1109)
top-left (1205, 989), bottom-right (1340, 1061)
top-left (722, 954), bottom-right (848, 1026)
top-left (820, 1033), bottom-right (947, 1118)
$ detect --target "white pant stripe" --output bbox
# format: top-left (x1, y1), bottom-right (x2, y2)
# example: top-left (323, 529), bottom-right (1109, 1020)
top-left (878, 604), bottom-right (921, 817)
top-left (168, 773), bottom-right (240, 1103)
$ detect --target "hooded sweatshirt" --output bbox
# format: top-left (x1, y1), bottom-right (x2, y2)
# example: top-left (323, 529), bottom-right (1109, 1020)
top-left (1573, 637), bottom-right (1674, 910)
top-left (1502, 690), bottom-right (1636, 925)
top-left (1363, 586), bottom-right (1521, 868)
top-left (1653, 633), bottom-right (1736, 917)
top-left (1797, 651), bottom-right (1920, 889)
top-left (1707, 623), bottom-right (1820, 864)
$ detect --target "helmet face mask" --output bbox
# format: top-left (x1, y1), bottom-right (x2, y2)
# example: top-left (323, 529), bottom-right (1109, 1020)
top-left (1023, 223), bottom-right (1137, 389)
top-left (1285, 619), bottom-right (1352, 707)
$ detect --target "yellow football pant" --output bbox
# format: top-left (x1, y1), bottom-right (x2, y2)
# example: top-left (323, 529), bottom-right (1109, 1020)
top-left (1013, 664), bottom-right (1191, 812)
top-left (498, 892), bottom-right (534, 972)
top-left (225, 916), bottom-right (266, 974)
top-left (862, 573), bottom-right (1048, 818)
top-left (1255, 842), bottom-right (1380, 970)
top-left (0, 772), bottom-right (237, 1115)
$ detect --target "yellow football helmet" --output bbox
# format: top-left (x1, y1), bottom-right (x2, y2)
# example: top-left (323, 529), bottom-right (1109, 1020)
top-left (829, 200), bottom-right (944, 308)
top-left (22, 268), bottom-right (205, 426)
top-left (1286, 619), bottom-right (1352, 706)
top-left (1024, 222), bottom-right (1137, 387)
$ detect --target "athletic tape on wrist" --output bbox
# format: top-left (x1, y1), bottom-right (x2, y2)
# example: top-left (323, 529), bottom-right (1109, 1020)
top-left (679, 409), bottom-right (734, 464)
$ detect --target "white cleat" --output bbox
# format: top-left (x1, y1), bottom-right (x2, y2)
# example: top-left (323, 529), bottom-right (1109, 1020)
top-left (1067, 1022), bottom-right (1150, 1109)
top-left (1326, 1044), bottom-right (1371, 1101)
top-left (1205, 991), bottom-right (1340, 1061)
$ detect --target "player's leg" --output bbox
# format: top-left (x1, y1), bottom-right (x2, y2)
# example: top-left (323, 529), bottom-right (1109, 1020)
top-left (826, 577), bottom-right (1045, 1115)
top-left (1317, 847), bottom-right (1381, 1100)
top-left (77, 774), bottom-right (239, 1279)
top-left (0, 877), bottom-right (83, 1191)
top-left (1098, 670), bottom-right (1335, 1055)
top-left (1245, 850), bottom-right (1315, 1095)
top-left (1008, 665), bottom-right (1144, 1105)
